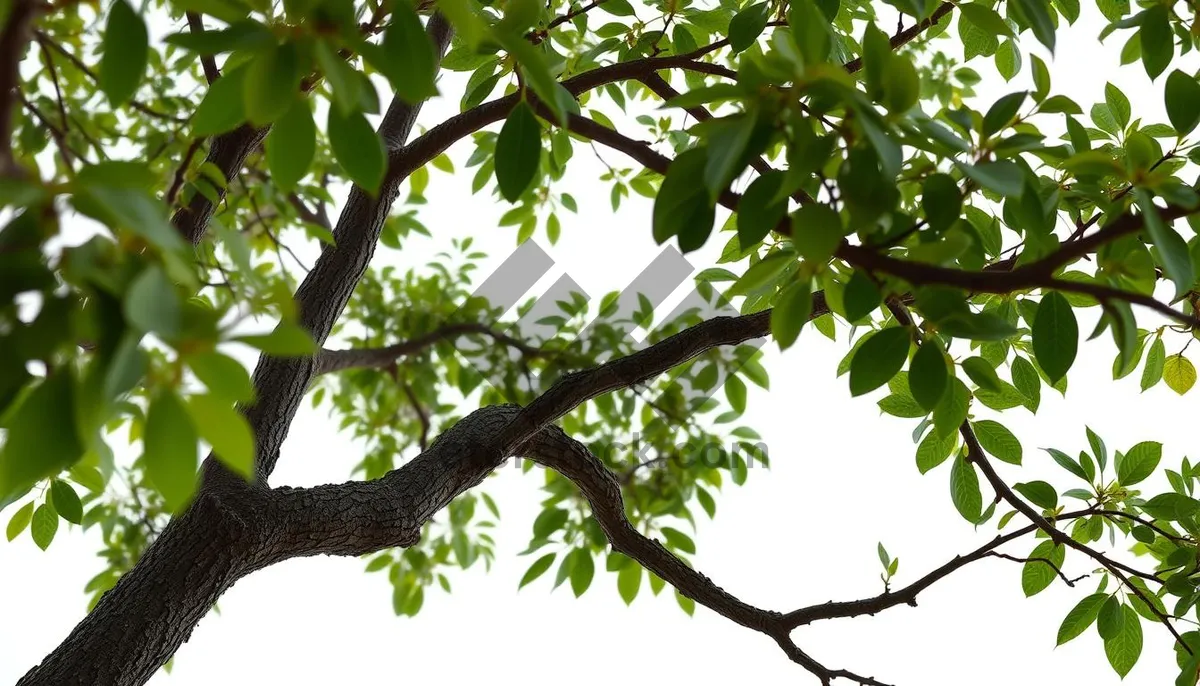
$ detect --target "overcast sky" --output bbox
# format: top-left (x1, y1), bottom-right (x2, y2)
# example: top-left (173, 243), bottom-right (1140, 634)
top-left (2, 6), bottom-right (1198, 685)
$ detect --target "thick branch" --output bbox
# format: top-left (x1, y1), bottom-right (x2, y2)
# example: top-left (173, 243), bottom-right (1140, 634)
top-left (0, 0), bottom-right (40, 173)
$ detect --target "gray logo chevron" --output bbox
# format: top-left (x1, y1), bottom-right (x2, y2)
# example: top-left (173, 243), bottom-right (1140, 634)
top-left (458, 240), bottom-right (765, 415)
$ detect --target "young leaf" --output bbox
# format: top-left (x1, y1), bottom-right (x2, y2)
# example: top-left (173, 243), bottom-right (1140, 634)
top-left (1164, 354), bottom-right (1197, 395)
top-left (6, 501), bottom-right (34, 541)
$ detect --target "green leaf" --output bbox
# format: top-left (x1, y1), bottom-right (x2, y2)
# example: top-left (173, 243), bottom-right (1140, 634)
top-left (1104, 605), bottom-right (1143, 678)
top-left (729, 3), bottom-right (770, 53)
top-left (737, 172), bottom-right (788, 248)
top-left (570, 550), bottom-right (594, 597)
top-left (772, 279), bottom-right (812, 350)
top-left (0, 373), bottom-right (85, 504)
top-left (724, 374), bottom-right (747, 414)
top-left (916, 429), bottom-right (957, 474)
top-left (31, 503), bottom-right (58, 551)
top-left (881, 57), bottom-right (920, 114)
top-left (1021, 540), bottom-right (1064, 596)
top-left (266, 100), bottom-right (316, 191)
top-left (849, 327), bottom-right (911, 396)
top-left (519, 553), bottom-right (556, 588)
top-left (1032, 292), bottom-right (1077, 383)
top-left (843, 271), bottom-right (881, 323)
top-left (1142, 492), bottom-right (1200, 521)
top-left (1136, 189), bottom-right (1193, 299)
top-left (791, 204), bottom-right (844, 264)
top-left (328, 108), bottom-right (386, 194)
top-left (384, 3), bottom-right (439, 103)
top-left (983, 92), bottom-right (1027, 138)
top-left (1116, 441), bottom-right (1161, 487)
top-left (1164, 355), bottom-right (1197, 395)
top-left (99, 0), bottom-right (149, 106)
top-left (1057, 593), bottom-right (1108, 645)
top-left (932, 377), bottom-right (970, 438)
top-left (972, 420), bottom-right (1022, 465)
top-left (188, 350), bottom-right (255, 405)
top-left (1105, 83), bottom-right (1132, 130)
top-left (921, 173), bottom-right (962, 232)
top-left (49, 480), bottom-right (82, 524)
top-left (957, 3), bottom-right (1016, 38)
top-left (244, 42), bottom-right (300, 125)
top-left (1044, 447), bottom-right (1090, 482)
top-left (1013, 0), bottom-right (1056, 52)
top-left (6, 501), bottom-right (33, 542)
top-left (532, 508), bottom-right (568, 538)
top-left (949, 452), bottom-right (982, 522)
top-left (617, 563), bottom-right (642, 605)
top-left (1098, 595), bottom-right (1124, 639)
top-left (662, 527), bottom-right (696, 554)
top-left (1165, 70), bottom-right (1200, 135)
top-left (1141, 337), bottom-right (1166, 391)
top-left (956, 160), bottom-right (1024, 197)
top-left (186, 394), bottom-right (255, 480)
top-left (144, 390), bottom-right (199, 511)
top-left (1013, 480), bottom-right (1057, 509)
top-left (495, 101), bottom-right (542, 203)
top-left (124, 265), bottom-right (181, 339)
top-left (909, 340), bottom-right (948, 411)
top-left (1139, 5), bottom-right (1172, 80)
top-left (652, 148), bottom-right (715, 252)
top-left (962, 357), bottom-right (1003, 392)
top-left (191, 64), bottom-right (248, 135)
top-left (1011, 355), bottom-right (1041, 412)
top-left (234, 323), bottom-right (316, 356)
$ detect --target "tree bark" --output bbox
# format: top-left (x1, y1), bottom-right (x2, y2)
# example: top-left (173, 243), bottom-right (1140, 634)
top-left (19, 15), bottom-right (454, 684)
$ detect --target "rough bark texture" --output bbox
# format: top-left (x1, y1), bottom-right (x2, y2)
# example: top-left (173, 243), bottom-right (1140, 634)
top-left (18, 15), bottom-right (454, 685)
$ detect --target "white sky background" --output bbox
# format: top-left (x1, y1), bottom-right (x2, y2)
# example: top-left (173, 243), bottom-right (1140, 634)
top-left (1, 4), bottom-right (1198, 684)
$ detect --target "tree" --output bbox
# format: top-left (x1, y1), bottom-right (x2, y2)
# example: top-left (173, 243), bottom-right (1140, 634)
top-left (4, 0), bottom-right (1200, 682)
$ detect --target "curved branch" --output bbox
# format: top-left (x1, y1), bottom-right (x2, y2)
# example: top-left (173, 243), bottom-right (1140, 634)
top-left (780, 509), bottom-right (1094, 629)
top-left (315, 322), bottom-right (544, 374)
top-left (842, 3), bottom-right (956, 74)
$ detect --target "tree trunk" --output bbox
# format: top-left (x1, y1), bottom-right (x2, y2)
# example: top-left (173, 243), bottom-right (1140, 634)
top-left (19, 15), bottom-right (454, 684)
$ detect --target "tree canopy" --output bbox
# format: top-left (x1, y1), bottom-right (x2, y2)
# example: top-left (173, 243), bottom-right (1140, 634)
top-left (4, 0), bottom-right (1200, 683)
